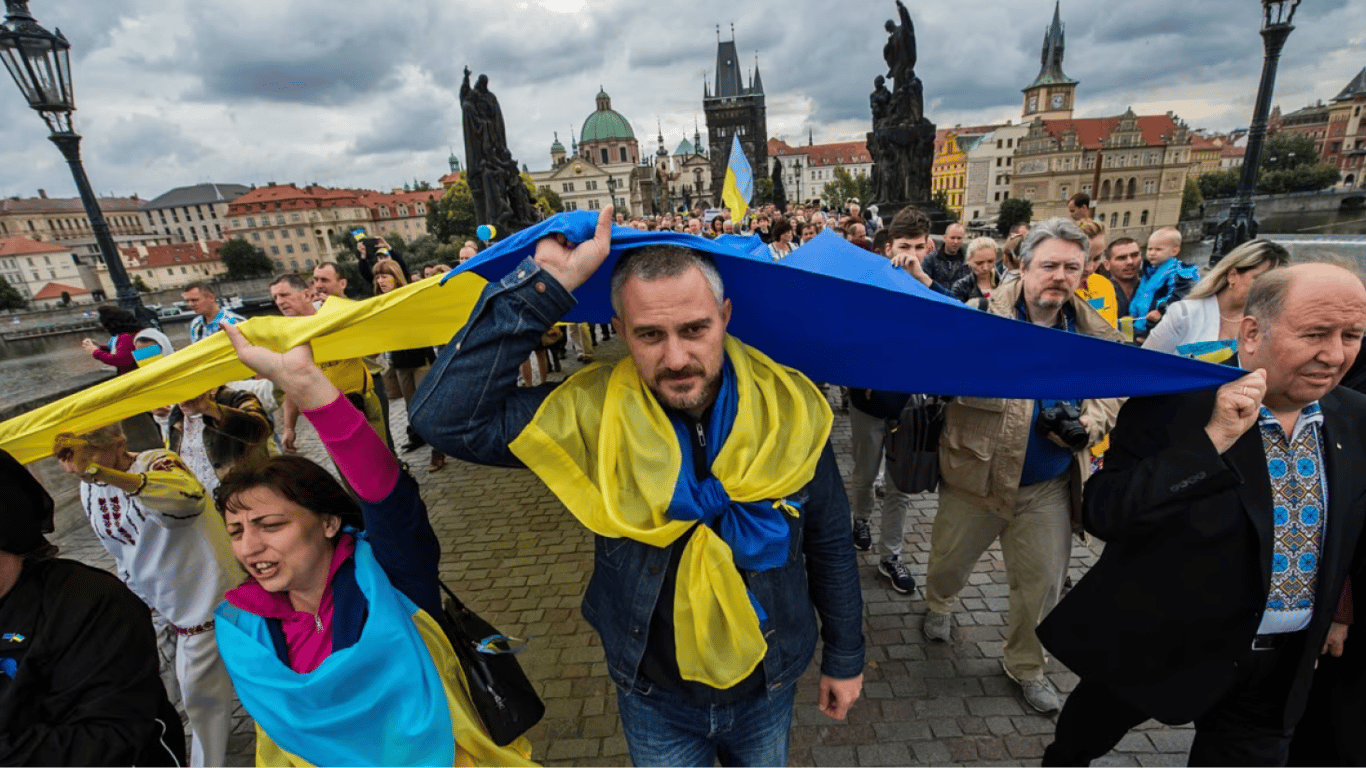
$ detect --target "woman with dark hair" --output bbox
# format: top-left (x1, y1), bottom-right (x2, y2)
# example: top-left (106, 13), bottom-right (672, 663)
top-left (372, 261), bottom-right (445, 471)
top-left (81, 305), bottom-right (144, 375)
top-left (211, 322), bottom-right (532, 766)
top-left (768, 218), bottom-right (796, 260)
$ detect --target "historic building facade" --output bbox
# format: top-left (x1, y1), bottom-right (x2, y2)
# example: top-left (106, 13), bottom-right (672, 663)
top-left (530, 89), bottom-right (656, 216)
top-left (1275, 67), bottom-right (1366, 187)
top-left (140, 183), bottom-right (251, 245)
top-left (0, 193), bottom-right (157, 262)
top-left (102, 240), bottom-right (226, 295)
top-left (1009, 3), bottom-right (1192, 241)
top-left (767, 138), bottom-right (873, 208)
top-left (932, 133), bottom-right (969, 220)
top-left (963, 122), bottom-right (1029, 225)
top-left (224, 184), bottom-right (375, 271)
top-left (704, 33), bottom-right (767, 206)
top-left (0, 235), bottom-right (99, 306)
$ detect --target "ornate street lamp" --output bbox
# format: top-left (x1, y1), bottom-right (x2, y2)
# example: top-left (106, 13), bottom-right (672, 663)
top-left (792, 158), bottom-right (802, 207)
top-left (1210, 0), bottom-right (1302, 266)
top-left (1, 0), bottom-right (150, 321)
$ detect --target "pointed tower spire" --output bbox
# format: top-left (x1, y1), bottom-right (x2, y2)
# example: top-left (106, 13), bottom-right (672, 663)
top-left (752, 52), bottom-right (764, 95)
top-left (808, 127), bottom-right (814, 147)
top-left (1024, 0), bottom-right (1076, 92)
top-left (694, 116), bottom-right (703, 156)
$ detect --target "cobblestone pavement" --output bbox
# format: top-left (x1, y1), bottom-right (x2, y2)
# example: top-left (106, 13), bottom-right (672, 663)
top-left (45, 334), bottom-right (1194, 767)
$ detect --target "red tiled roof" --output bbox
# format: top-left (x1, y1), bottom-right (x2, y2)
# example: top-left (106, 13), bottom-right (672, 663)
top-left (1, 196), bottom-right (142, 214)
top-left (1188, 134), bottom-right (1222, 151)
top-left (768, 138), bottom-right (871, 166)
top-left (1221, 144), bottom-right (1247, 158)
top-left (0, 235), bottom-right (72, 257)
top-left (1036, 114), bottom-right (1183, 149)
top-left (117, 241), bottom-right (223, 269)
top-left (359, 189), bottom-right (441, 217)
top-left (32, 281), bottom-right (90, 300)
top-left (439, 172), bottom-right (463, 185)
top-left (226, 184), bottom-right (370, 215)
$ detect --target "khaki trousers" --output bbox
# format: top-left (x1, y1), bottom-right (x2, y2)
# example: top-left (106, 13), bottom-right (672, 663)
top-left (925, 474), bottom-right (1071, 681)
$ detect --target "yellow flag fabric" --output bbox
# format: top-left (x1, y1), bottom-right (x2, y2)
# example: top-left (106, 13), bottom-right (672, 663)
top-left (0, 272), bottom-right (488, 465)
top-left (508, 335), bottom-right (831, 688)
top-left (252, 608), bottom-right (538, 767)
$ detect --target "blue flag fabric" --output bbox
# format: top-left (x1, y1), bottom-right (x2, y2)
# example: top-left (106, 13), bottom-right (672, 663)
top-left (447, 212), bottom-right (1241, 399)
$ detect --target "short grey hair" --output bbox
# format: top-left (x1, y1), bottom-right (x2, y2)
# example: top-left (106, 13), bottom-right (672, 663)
top-left (610, 245), bottom-right (725, 319)
top-left (80, 423), bottom-right (125, 450)
top-left (1018, 217), bottom-right (1089, 268)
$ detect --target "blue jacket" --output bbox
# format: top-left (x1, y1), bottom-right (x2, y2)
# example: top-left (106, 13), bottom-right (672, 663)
top-left (410, 256), bottom-right (866, 695)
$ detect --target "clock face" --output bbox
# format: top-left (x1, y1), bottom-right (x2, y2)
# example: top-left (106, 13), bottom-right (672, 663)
top-left (1052, 94), bottom-right (1065, 109)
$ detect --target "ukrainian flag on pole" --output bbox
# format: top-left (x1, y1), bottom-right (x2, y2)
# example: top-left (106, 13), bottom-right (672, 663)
top-left (721, 133), bottom-right (753, 222)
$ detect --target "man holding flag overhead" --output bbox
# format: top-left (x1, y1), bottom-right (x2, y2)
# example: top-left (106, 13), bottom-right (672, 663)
top-left (721, 133), bottom-right (753, 225)
top-left (411, 207), bottom-right (865, 767)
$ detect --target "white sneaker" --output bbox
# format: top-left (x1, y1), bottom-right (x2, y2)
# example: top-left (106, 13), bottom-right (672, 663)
top-left (922, 611), bottom-right (952, 643)
top-left (1002, 662), bottom-right (1061, 714)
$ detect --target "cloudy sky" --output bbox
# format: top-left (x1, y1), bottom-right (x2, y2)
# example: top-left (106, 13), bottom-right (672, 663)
top-left (2, 0), bottom-right (1363, 202)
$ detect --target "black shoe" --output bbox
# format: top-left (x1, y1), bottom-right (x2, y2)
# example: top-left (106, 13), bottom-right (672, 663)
top-left (402, 438), bottom-right (425, 452)
top-left (879, 556), bottom-right (917, 594)
top-left (852, 518), bottom-right (872, 551)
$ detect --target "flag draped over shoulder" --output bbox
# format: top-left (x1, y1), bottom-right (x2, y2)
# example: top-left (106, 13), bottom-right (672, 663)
top-left (721, 133), bottom-right (753, 222)
top-left (0, 273), bottom-right (486, 465)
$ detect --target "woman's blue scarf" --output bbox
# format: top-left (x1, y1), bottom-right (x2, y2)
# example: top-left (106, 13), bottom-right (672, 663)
top-left (214, 538), bottom-right (455, 766)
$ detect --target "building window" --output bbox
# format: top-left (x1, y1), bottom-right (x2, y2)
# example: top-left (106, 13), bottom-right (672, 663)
top-left (246, 217), bottom-right (256, 227)
top-left (251, 232), bottom-right (261, 241)
top-left (562, 182), bottom-right (574, 192)
top-left (1123, 211), bottom-right (1131, 227)
top-left (1140, 210), bottom-right (1149, 225)
top-left (270, 246), bottom-right (280, 255)
top-left (276, 215), bottom-right (286, 225)
top-left (285, 245), bottom-right (295, 254)
top-left (266, 230), bottom-right (275, 240)
top-left (1110, 212), bottom-right (1118, 228)
top-left (301, 244), bottom-right (310, 253)
top-left (280, 229), bottom-right (290, 239)
top-left (1144, 180), bottom-right (1156, 195)
top-left (273, 260), bottom-right (284, 269)
top-left (1100, 179), bottom-right (1111, 200)
top-left (1127, 178), bottom-right (1137, 199)
top-left (290, 260), bottom-right (299, 269)
top-left (599, 148), bottom-right (610, 164)
top-left (1060, 186), bottom-right (1069, 201)
top-left (994, 192), bottom-right (1001, 201)
top-left (291, 213), bottom-right (301, 222)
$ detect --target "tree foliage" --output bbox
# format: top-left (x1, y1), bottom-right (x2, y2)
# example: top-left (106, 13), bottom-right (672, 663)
top-left (753, 177), bottom-right (774, 207)
top-left (1260, 132), bottom-right (1318, 172)
top-left (1197, 169), bottom-right (1240, 200)
top-left (537, 184), bottom-right (565, 214)
top-left (932, 190), bottom-right (959, 223)
top-left (1181, 175), bottom-right (1204, 219)
top-left (426, 178), bottom-right (478, 245)
top-left (1257, 163), bottom-right (1341, 195)
top-left (132, 275), bottom-right (152, 293)
top-left (0, 274), bottom-right (27, 310)
top-left (821, 166), bottom-right (874, 209)
top-left (996, 198), bottom-right (1033, 236)
top-left (220, 239), bottom-right (276, 280)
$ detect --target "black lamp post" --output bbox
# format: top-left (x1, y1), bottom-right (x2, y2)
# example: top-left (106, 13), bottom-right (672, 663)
top-left (0, 0), bottom-right (150, 321)
top-left (1210, 0), bottom-right (1302, 266)
top-left (793, 158), bottom-right (803, 206)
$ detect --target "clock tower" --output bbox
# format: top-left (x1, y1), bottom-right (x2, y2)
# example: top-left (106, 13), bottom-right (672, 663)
top-left (1022, 1), bottom-right (1077, 121)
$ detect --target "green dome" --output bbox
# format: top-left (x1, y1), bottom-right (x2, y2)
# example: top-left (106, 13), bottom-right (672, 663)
top-left (674, 138), bottom-right (693, 156)
top-left (550, 131), bottom-right (565, 153)
top-left (580, 90), bottom-right (635, 143)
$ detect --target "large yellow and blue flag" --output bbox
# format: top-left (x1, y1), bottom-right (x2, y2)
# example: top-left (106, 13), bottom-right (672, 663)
top-left (721, 133), bottom-right (753, 222)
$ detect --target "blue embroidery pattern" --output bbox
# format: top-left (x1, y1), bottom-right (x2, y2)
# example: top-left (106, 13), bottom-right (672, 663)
top-left (1258, 404), bottom-right (1326, 621)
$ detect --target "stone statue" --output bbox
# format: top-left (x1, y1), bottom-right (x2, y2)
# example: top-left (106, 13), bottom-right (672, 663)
top-left (460, 67), bottom-right (538, 236)
top-left (870, 76), bottom-right (892, 130)
top-left (867, 1), bottom-right (939, 221)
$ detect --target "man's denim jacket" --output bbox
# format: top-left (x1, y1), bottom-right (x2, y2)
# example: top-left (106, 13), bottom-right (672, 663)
top-left (410, 257), bottom-right (865, 696)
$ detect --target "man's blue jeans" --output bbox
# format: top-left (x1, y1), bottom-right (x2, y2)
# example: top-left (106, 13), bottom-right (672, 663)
top-left (615, 681), bottom-right (798, 767)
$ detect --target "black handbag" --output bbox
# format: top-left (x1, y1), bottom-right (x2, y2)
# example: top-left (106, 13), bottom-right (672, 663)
top-left (436, 581), bottom-right (545, 746)
top-left (885, 394), bottom-right (947, 494)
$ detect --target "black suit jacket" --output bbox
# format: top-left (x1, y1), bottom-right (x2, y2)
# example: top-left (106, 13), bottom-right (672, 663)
top-left (1038, 386), bottom-right (1366, 726)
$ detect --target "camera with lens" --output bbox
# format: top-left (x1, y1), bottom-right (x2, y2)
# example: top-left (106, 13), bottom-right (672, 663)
top-left (1037, 400), bottom-right (1089, 452)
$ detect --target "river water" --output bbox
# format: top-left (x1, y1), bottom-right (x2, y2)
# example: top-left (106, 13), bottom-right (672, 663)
top-left (4, 210), bottom-right (1366, 413)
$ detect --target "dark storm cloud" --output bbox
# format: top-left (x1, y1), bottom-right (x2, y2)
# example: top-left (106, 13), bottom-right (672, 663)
top-left (91, 114), bottom-right (208, 167)
top-left (352, 102), bottom-right (452, 155)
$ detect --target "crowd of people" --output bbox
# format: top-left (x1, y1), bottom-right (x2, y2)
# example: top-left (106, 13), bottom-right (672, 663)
top-left (2, 196), bottom-right (1362, 767)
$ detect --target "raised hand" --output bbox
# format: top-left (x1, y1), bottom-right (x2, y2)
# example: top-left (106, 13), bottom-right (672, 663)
top-left (533, 205), bottom-right (614, 294)
top-left (1205, 369), bottom-right (1266, 454)
top-left (221, 321), bottom-right (338, 411)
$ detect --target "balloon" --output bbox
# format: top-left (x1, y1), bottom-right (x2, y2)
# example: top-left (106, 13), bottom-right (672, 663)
top-left (476, 224), bottom-right (497, 241)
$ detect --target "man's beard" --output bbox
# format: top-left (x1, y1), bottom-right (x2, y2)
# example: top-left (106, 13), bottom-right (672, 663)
top-left (650, 366), bottom-right (722, 413)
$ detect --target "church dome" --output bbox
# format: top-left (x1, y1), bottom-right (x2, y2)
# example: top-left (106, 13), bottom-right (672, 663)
top-left (580, 90), bottom-right (635, 143)
top-left (550, 131), bottom-right (565, 154)
top-left (674, 137), bottom-right (694, 156)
